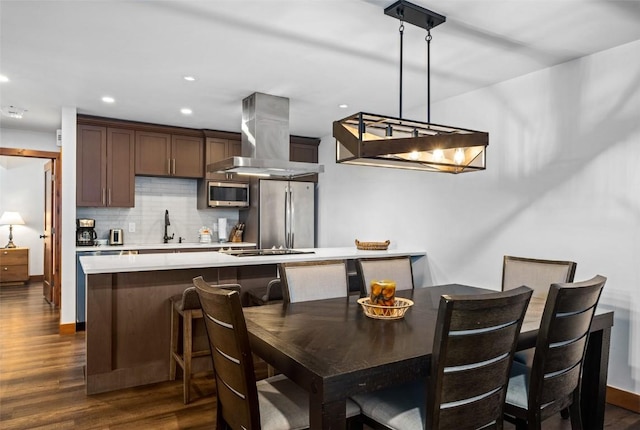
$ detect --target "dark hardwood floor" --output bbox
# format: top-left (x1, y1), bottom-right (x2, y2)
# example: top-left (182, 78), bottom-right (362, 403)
top-left (1, 283), bottom-right (638, 429)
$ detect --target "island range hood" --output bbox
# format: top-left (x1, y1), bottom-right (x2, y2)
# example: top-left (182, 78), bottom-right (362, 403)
top-left (207, 92), bottom-right (324, 178)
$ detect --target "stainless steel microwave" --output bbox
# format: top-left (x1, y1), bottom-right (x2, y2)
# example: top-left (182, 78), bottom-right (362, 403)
top-left (207, 181), bottom-right (249, 207)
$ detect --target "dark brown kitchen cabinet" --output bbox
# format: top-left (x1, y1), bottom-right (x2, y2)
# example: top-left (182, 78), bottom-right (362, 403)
top-left (290, 139), bottom-right (319, 163)
top-left (134, 131), bottom-right (171, 176)
top-left (290, 135), bottom-right (320, 182)
top-left (172, 135), bottom-right (204, 178)
top-left (77, 125), bottom-right (135, 207)
top-left (135, 131), bottom-right (203, 178)
top-left (204, 137), bottom-right (243, 181)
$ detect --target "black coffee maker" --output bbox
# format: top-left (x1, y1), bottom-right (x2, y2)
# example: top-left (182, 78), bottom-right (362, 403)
top-left (76, 218), bottom-right (97, 246)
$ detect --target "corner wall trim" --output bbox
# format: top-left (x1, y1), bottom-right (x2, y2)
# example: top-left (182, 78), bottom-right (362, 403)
top-left (59, 323), bottom-right (76, 335)
top-left (607, 385), bottom-right (640, 413)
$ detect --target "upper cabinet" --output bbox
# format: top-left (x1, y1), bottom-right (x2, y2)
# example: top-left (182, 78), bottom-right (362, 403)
top-left (172, 135), bottom-right (204, 178)
top-left (290, 136), bottom-right (319, 163)
top-left (134, 131), bottom-right (171, 176)
top-left (76, 116), bottom-right (321, 205)
top-left (204, 136), bottom-right (242, 181)
top-left (135, 131), bottom-right (203, 178)
top-left (77, 125), bottom-right (135, 207)
top-left (290, 135), bottom-right (320, 182)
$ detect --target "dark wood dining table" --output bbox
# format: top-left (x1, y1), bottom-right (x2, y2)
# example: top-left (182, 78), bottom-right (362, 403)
top-left (243, 284), bottom-right (614, 430)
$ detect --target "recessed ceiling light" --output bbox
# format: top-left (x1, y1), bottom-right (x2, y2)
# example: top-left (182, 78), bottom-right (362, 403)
top-left (1, 105), bottom-right (27, 119)
top-left (102, 96), bottom-right (115, 103)
top-left (183, 76), bottom-right (196, 82)
top-left (180, 108), bottom-right (193, 115)
top-left (339, 104), bottom-right (348, 109)
top-left (0, 75), bottom-right (9, 83)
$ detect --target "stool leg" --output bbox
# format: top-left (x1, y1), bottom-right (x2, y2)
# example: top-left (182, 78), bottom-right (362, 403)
top-left (183, 309), bottom-right (193, 404)
top-left (169, 305), bottom-right (179, 380)
top-left (267, 364), bottom-right (276, 377)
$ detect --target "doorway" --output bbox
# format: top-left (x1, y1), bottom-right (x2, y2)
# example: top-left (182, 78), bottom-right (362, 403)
top-left (0, 148), bottom-right (61, 307)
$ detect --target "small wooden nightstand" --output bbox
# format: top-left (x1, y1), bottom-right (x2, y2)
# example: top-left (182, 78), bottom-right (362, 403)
top-left (0, 247), bottom-right (29, 286)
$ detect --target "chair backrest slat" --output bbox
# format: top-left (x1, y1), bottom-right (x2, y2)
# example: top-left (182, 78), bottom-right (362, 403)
top-left (502, 256), bottom-right (576, 299)
top-left (438, 388), bottom-right (503, 429)
top-left (548, 309), bottom-right (594, 343)
top-left (193, 276), bottom-right (260, 430)
top-left (441, 353), bottom-right (512, 404)
top-left (356, 256), bottom-right (414, 296)
top-left (428, 286), bottom-right (533, 430)
top-left (279, 260), bottom-right (349, 303)
top-left (543, 335), bottom-right (587, 375)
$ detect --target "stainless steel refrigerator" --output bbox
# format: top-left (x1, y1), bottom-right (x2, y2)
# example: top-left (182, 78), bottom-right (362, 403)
top-left (241, 179), bottom-right (316, 249)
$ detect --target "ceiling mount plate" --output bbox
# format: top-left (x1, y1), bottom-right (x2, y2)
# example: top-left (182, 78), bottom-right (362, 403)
top-left (384, 0), bottom-right (446, 30)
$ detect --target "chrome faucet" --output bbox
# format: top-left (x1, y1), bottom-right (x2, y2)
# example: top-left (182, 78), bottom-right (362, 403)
top-left (163, 209), bottom-right (174, 243)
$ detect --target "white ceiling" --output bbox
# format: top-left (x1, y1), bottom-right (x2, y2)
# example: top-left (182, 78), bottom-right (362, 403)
top-left (1, 0), bottom-right (639, 138)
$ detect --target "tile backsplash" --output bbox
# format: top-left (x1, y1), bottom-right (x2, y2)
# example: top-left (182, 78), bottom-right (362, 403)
top-left (77, 177), bottom-right (240, 244)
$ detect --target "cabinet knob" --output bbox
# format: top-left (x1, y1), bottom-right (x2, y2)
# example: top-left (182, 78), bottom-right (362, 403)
top-left (2, 251), bottom-right (7, 255)
top-left (3, 267), bottom-right (7, 271)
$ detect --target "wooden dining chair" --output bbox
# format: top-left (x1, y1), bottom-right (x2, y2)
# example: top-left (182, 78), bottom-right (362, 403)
top-left (356, 256), bottom-right (414, 297)
top-left (504, 275), bottom-right (606, 430)
top-left (192, 276), bottom-right (362, 429)
top-left (502, 255), bottom-right (577, 299)
top-left (279, 260), bottom-right (349, 303)
top-left (502, 255), bottom-right (578, 379)
top-left (351, 286), bottom-right (533, 430)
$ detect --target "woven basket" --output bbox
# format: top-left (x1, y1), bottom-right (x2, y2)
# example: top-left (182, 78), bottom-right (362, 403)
top-left (357, 297), bottom-right (414, 320)
top-left (355, 239), bottom-right (390, 250)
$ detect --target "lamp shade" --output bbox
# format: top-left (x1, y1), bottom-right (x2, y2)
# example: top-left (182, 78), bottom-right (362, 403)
top-left (0, 211), bottom-right (25, 226)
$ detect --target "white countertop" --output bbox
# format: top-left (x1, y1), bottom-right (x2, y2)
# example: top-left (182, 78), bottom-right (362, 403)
top-left (76, 242), bottom-right (256, 253)
top-left (79, 247), bottom-right (427, 275)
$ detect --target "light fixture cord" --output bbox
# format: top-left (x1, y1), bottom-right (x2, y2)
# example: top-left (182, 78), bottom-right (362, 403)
top-left (426, 29), bottom-right (432, 123)
top-left (399, 19), bottom-right (405, 119)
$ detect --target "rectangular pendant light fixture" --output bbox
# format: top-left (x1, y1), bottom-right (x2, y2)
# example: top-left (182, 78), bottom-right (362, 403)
top-left (334, 1), bottom-right (489, 174)
top-left (334, 112), bottom-right (487, 173)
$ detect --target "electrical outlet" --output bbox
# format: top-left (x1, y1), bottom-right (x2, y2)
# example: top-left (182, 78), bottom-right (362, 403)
top-left (129, 222), bottom-right (135, 233)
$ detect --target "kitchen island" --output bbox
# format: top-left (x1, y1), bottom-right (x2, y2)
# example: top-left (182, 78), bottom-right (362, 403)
top-left (80, 247), bottom-right (426, 394)
top-left (75, 242), bottom-right (257, 327)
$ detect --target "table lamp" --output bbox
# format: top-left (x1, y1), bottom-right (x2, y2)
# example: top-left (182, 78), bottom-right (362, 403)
top-left (0, 211), bottom-right (25, 248)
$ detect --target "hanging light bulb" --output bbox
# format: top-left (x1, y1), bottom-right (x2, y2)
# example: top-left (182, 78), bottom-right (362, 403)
top-left (433, 149), bottom-right (444, 162)
top-left (454, 148), bottom-right (465, 165)
top-left (409, 151), bottom-right (420, 160)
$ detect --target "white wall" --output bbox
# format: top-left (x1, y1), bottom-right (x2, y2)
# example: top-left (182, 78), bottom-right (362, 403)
top-left (0, 128), bottom-right (59, 152)
top-left (0, 128), bottom-right (59, 276)
top-left (0, 156), bottom-right (48, 275)
top-left (318, 40), bottom-right (640, 395)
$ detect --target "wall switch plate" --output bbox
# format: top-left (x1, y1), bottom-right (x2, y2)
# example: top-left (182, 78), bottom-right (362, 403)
top-left (129, 222), bottom-right (135, 232)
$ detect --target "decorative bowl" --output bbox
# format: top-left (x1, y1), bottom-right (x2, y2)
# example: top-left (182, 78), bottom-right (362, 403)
top-left (357, 297), bottom-right (414, 320)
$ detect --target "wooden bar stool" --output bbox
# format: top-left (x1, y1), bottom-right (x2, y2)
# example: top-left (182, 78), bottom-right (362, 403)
top-left (169, 281), bottom-right (241, 404)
